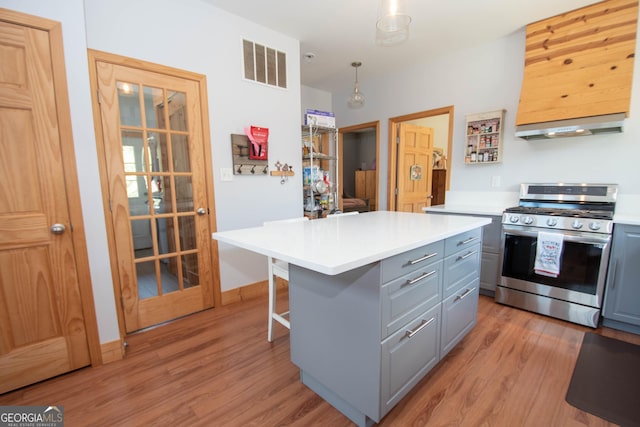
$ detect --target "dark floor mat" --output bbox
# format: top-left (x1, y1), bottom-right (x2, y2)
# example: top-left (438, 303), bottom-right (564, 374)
top-left (566, 332), bottom-right (640, 427)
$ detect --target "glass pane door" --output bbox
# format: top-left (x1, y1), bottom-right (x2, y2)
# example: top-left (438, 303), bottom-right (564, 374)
top-left (117, 82), bottom-right (199, 300)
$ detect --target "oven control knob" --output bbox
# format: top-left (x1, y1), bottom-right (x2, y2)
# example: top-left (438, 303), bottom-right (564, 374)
top-left (589, 222), bottom-right (601, 231)
top-left (523, 216), bottom-right (534, 225)
top-left (509, 215), bottom-right (519, 223)
top-left (571, 220), bottom-right (584, 229)
top-left (546, 218), bottom-right (558, 227)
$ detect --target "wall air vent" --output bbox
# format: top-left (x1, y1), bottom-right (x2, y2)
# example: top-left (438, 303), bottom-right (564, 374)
top-left (242, 39), bottom-right (287, 89)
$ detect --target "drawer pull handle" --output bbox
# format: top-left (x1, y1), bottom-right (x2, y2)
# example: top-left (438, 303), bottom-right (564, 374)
top-left (408, 252), bottom-right (438, 265)
top-left (456, 250), bottom-right (478, 261)
top-left (454, 288), bottom-right (474, 302)
top-left (459, 236), bottom-right (479, 245)
top-left (406, 270), bottom-right (437, 285)
top-left (405, 317), bottom-right (435, 338)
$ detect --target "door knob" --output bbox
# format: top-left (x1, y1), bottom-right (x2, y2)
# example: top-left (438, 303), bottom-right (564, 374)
top-left (50, 223), bottom-right (66, 234)
top-left (196, 208), bottom-right (207, 215)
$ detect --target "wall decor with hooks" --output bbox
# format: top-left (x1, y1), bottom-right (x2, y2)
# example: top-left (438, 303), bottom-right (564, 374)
top-left (270, 160), bottom-right (295, 184)
top-left (231, 133), bottom-right (269, 175)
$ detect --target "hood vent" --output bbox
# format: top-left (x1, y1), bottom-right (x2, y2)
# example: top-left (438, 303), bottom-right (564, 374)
top-left (515, 113), bottom-right (626, 140)
top-left (515, 0), bottom-right (637, 140)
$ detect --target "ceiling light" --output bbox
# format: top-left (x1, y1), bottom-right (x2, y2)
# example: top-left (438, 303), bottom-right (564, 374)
top-left (348, 62), bottom-right (365, 109)
top-left (376, 0), bottom-right (411, 47)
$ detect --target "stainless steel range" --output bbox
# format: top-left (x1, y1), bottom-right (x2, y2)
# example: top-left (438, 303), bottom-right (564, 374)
top-left (496, 183), bottom-right (617, 327)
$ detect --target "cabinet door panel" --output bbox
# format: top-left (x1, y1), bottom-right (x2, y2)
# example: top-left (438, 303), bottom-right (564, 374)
top-left (381, 303), bottom-right (441, 416)
top-left (480, 251), bottom-right (500, 292)
top-left (441, 282), bottom-right (479, 357)
top-left (603, 225), bottom-right (640, 326)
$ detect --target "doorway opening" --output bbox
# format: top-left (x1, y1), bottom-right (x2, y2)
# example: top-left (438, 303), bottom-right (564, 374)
top-left (338, 121), bottom-right (380, 213)
top-left (388, 106), bottom-right (454, 211)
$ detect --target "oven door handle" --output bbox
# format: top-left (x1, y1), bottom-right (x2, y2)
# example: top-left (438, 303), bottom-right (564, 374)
top-left (501, 225), bottom-right (611, 245)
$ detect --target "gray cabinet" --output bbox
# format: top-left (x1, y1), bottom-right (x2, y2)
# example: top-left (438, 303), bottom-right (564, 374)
top-left (441, 281), bottom-right (479, 356)
top-left (441, 230), bottom-right (481, 356)
top-left (479, 215), bottom-right (502, 295)
top-left (381, 303), bottom-right (441, 414)
top-left (602, 224), bottom-right (640, 334)
top-left (289, 229), bottom-right (482, 426)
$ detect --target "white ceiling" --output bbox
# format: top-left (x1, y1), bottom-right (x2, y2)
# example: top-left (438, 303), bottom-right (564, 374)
top-left (201, 0), bottom-right (597, 93)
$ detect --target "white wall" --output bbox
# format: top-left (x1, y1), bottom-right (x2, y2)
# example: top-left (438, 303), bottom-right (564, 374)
top-left (301, 84), bottom-right (332, 124)
top-left (333, 29), bottom-right (640, 209)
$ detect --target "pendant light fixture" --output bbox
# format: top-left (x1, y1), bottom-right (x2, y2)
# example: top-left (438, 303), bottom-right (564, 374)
top-left (347, 61), bottom-right (365, 109)
top-left (376, 0), bottom-right (411, 47)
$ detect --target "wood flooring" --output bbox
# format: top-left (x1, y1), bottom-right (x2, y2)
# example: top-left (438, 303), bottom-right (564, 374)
top-left (2, 294), bottom-right (639, 426)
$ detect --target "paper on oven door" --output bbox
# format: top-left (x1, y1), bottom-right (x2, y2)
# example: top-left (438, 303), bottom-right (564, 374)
top-left (534, 231), bottom-right (564, 278)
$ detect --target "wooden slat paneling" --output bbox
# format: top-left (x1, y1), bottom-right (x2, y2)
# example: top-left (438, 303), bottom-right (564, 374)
top-left (516, 0), bottom-right (638, 125)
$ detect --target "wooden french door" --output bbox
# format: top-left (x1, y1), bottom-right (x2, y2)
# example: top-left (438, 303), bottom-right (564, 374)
top-left (0, 11), bottom-right (94, 393)
top-left (90, 52), bottom-right (216, 333)
top-left (396, 123), bottom-right (434, 212)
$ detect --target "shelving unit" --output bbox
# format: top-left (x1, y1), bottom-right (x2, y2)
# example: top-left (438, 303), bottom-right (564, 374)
top-left (302, 124), bottom-right (338, 219)
top-left (465, 110), bottom-right (505, 164)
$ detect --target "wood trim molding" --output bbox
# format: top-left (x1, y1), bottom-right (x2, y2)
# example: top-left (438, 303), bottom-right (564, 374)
top-left (221, 280), bottom-right (272, 305)
top-left (101, 339), bottom-right (125, 364)
top-left (0, 8), bottom-right (103, 366)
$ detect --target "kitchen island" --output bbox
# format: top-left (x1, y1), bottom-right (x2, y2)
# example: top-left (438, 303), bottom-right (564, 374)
top-left (212, 211), bottom-right (490, 426)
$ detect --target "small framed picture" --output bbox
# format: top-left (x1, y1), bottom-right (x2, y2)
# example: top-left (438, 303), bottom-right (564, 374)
top-left (410, 164), bottom-right (422, 181)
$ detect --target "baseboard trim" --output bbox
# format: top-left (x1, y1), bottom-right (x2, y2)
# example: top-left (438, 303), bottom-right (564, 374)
top-left (100, 339), bottom-right (124, 364)
top-left (221, 278), bottom-right (287, 305)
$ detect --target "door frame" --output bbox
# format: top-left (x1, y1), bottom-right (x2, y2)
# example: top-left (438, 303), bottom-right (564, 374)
top-left (387, 106), bottom-right (454, 211)
top-left (87, 49), bottom-right (221, 338)
top-left (338, 121), bottom-right (380, 211)
top-left (0, 8), bottom-right (101, 365)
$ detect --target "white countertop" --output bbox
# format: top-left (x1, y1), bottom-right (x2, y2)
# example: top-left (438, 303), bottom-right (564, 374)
top-left (423, 193), bottom-right (640, 225)
top-left (212, 211), bottom-right (490, 275)
top-left (423, 190), bottom-right (517, 217)
top-left (613, 214), bottom-right (640, 226)
top-left (424, 204), bottom-right (505, 216)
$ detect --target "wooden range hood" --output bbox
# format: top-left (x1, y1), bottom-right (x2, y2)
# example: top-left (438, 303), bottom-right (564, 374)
top-left (515, 0), bottom-right (638, 140)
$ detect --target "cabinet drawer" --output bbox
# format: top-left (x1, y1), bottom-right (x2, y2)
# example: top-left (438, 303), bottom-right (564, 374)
top-left (381, 240), bottom-right (444, 283)
top-left (445, 228), bottom-right (482, 256)
top-left (443, 244), bottom-right (480, 297)
top-left (381, 260), bottom-right (442, 339)
top-left (441, 281), bottom-right (479, 357)
top-left (380, 303), bottom-right (441, 417)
